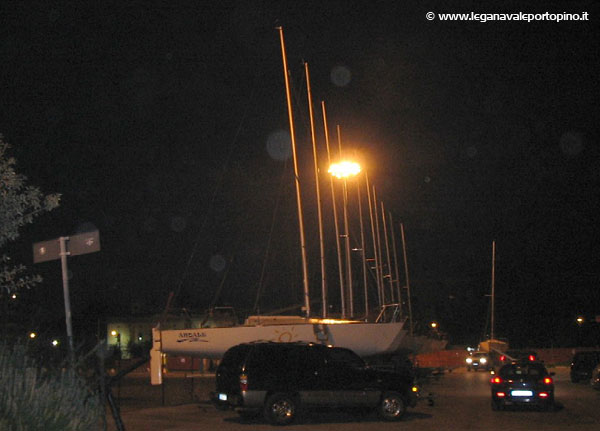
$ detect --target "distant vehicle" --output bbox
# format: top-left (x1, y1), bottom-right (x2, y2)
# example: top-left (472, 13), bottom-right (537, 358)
top-left (211, 341), bottom-right (422, 425)
top-left (591, 363), bottom-right (600, 390)
top-left (499, 350), bottom-right (538, 365)
top-left (466, 352), bottom-right (491, 372)
top-left (490, 361), bottom-right (555, 411)
top-left (570, 351), bottom-right (600, 383)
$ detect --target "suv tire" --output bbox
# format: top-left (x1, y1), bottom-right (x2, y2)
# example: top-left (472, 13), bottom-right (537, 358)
top-left (263, 393), bottom-right (298, 425)
top-left (378, 391), bottom-right (406, 421)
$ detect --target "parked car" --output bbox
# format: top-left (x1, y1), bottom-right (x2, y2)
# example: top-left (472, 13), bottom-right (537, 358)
top-left (570, 351), bottom-right (600, 383)
top-left (490, 360), bottom-right (555, 411)
top-left (466, 351), bottom-right (491, 372)
top-left (211, 341), bottom-right (421, 425)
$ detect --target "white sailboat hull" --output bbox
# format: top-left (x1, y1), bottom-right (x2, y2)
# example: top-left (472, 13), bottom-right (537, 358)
top-left (153, 320), bottom-right (405, 359)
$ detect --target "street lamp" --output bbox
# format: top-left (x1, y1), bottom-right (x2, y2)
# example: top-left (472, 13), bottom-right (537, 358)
top-left (328, 161), bottom-right (361, 179)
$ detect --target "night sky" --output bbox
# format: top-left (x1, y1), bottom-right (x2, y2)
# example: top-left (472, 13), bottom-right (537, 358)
top-left (2, 0), bottom-right (599, 348)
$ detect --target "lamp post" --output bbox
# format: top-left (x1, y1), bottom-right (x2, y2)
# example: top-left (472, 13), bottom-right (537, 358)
top-left (329, 159), bottom-right (361, 318)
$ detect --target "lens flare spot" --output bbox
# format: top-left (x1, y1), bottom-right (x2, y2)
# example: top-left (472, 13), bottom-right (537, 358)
top-left (330, 65), bottom-right (351, 87)
top-left (266, 130), bottom-right (292, 161)
top-left (210, 254), bottom-right (227, 272)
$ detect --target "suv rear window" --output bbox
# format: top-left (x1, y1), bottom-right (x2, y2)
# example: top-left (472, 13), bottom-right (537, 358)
top-left (220, 344), bottom-right (252, 371)
top-left (327, 348), bottom-right (366, 369)
top-left (245, 344), bottom-right (305, 373)
top-left (499, 363), bottom-right (547, 378)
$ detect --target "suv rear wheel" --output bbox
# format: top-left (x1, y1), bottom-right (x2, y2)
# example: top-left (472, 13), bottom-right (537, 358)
top-left (378, 392), bottom-right (406, 421)
top-left (263, 393), bottom-right (298, 425)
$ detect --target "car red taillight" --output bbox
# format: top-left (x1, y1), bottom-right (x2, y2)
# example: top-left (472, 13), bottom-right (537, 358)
top-left (490, 376), bottom-right (502, 384)
top-left (543, 377), bottom-right (553, 385)
top-left (496, 392), bottom-right (506, 397)
top-left (528, 355), bottom-right (536, 361)
top-left (539, 392), bottom-right (549, 398)
top-left (500, 355), bottom-right (506, 361)
top-left (240, 373), bottom-right (248, 392)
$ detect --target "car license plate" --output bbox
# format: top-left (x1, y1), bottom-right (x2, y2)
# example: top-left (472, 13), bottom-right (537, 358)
top-left (218, 393), bottom-right (228, 401)
top-left (511, 390), bottom-right (533, 397)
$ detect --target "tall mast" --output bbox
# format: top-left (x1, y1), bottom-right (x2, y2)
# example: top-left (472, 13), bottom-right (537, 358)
top-left (372, 186), bottom-right (385, 304)
top-left (321, 102), bottom-right (345, 318)
top-left (389, 212), bottom-right (402, 308)
top-left (337, 125), bottom-right (353, 317)
top-left (366, 173), bottom-right (382, 308)
top-left (277, 27), bottom-right (310, 317)
top-left (400, 223), bottom-right (413, 336)
top-left (357, 176), bottom-right (369, 319)
top-left (491, 240), bottom-right (496, 341)
top-left (305, 63), bottom-right (327, 318)
top-left (381, 201), bottom-right (394, 302)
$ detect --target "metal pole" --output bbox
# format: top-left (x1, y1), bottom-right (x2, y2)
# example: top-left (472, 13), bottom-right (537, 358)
top-left (59, 236), bottom-right (75, 364)
top-left (389, 212), bottom-right (402, 310)
top-left (365, 173), bottom-right (382, 308)
top-left (305, 63), bottom-right (327, 318)
top-left (357, 176), bottom-right (369, 319)
top-left (400, 223), bottom-right (413, 337)
top-left (321, 102), bottom-right (345, 318)
top-left (372, 187), bottom-right (385, 305)
top-left (380, 202), bottom-right (394, 303)
top-left (337, 126), bottom-right (353, 317)
top-left (491, 240), bottom-right (496, 342)
top-left (278, 27), bottom-right (310, 317)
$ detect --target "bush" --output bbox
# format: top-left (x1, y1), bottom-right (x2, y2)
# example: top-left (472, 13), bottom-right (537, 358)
top-left (0, 344), bottom-right (101, 431)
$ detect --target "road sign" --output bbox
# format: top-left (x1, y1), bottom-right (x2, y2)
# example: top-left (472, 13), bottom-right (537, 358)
top-left (32, 238), bottom-right (61, 263)
top-left (33, 230), bottom-right (100, 263)
top-left (32, 230), bottom-right (101, 364)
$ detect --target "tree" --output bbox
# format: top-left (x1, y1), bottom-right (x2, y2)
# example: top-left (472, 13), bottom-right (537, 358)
top-left (0, 136), bottom-right (60, 296)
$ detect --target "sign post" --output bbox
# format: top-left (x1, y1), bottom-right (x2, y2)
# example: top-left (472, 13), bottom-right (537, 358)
top-left (33, 230), bottom-right (100, 364)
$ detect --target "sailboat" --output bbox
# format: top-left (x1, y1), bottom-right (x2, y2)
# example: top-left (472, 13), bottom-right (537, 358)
top-left (150, 28), bottom-right (408, 385)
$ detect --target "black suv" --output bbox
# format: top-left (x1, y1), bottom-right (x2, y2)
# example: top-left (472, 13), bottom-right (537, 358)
top-left (570, 351), bottom-right (600, 383)
top-left (211, 342), bottom-right (420, 425)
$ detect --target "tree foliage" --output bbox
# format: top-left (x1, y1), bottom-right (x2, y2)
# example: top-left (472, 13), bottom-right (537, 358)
top-left (0, 136), bottom-right (60, 295)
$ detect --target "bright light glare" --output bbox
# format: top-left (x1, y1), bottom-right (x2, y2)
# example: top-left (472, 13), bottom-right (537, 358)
top-left (52, 339), bottom-right (59, 347)
top-left (29, 332), bottom-right (36, 339)
top-left (111, 330), bottom-right (118, 336)
top-left (328, 161), bottom-right (361, 179)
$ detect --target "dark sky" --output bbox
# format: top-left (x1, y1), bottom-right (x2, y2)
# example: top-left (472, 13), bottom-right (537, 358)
top-left (2, 0), bottom-right (599, 347)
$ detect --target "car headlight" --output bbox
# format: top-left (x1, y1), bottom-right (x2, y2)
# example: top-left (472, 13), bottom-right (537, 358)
top-left (480, 358), bottom-right (487, 364)
top-left (466, 358), bottom-right (473, 364)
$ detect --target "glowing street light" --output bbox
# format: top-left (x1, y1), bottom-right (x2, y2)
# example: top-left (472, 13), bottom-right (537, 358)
top-left (430, 322), bottom-right (438, 329)
top-left (29, 332), bottom-right (37, 339)
top-left (576, 316), bottom-right (584, 325)
top-left (328, 161), bottom-right (361, 179)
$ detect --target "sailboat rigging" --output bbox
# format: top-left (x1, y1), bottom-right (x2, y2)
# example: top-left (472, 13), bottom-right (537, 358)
top-left (149, 27), bottom-right (451, 385)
